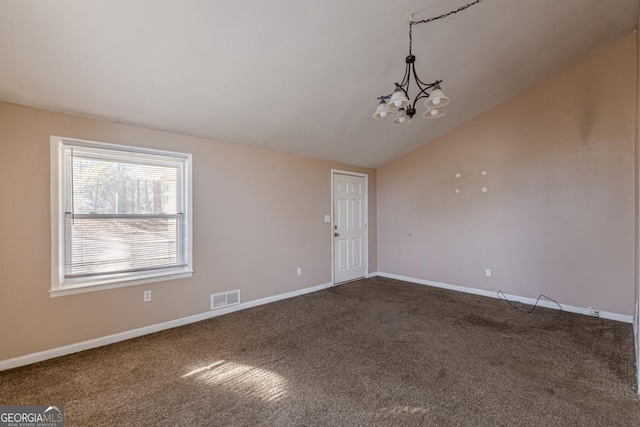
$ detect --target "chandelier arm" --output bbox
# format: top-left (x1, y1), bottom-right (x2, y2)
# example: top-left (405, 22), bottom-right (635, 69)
top-left (412, 93), bottom-right (431, 110)
top-left (412, 74), bottom-right (431, 108)
top-left (412, 63), bottom-right (442, 104)
top-left (413, 74), bottom-right (429, 87)
top-left (398, 84), bottom-right (410, 101)
top-left (411, 63), bottom-right (427, 92)
top-left (413, 64), bottom-right (441, 88)
top-left (411, 66), bottom-right (438, 103)
top-left (411, 98), bottom-right (424, 110)
top-left (412, 60), bottom-right (443, 87)
top-left (416, 80), bottom-right (441, 92)
top-left (399, 62), bottom-right (410, 88)
top-left (392, 62), bottom-right (411, 101)
top-left (405, 63), bottom-right (411, 98)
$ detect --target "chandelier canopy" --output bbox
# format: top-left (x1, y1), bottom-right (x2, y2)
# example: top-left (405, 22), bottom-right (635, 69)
top-left (373, 0), bottom-right (484, 125)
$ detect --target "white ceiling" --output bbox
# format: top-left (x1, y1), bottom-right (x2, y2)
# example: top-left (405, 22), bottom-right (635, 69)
top-left (0, 0), bottom-right (636, 168)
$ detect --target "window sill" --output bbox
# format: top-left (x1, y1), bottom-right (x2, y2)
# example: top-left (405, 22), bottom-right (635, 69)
top-left (50, 269), bottom-right (194, 298)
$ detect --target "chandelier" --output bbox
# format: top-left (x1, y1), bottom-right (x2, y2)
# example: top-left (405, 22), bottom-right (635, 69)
top-left (373, 0), bottom-right (484, 125)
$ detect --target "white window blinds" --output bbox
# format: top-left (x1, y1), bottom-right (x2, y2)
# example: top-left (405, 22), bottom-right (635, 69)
top-left (60, 142), bottom-right (189, 280)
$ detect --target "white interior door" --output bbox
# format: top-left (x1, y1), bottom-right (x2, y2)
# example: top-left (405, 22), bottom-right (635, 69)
top-left (333, 172), bottom-right (367, 284)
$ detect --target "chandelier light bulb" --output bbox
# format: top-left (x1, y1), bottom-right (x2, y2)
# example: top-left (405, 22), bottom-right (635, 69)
top-left (393, 108), bottom-right (411, 125)
top-left (388, 88), bottom-right (410, 109)
top-left (372, 99), bottom-right (393, 119)
top-left (423, 108), bottom-right (446, 119)
top-left (424, 88), bottom-right (450, 109)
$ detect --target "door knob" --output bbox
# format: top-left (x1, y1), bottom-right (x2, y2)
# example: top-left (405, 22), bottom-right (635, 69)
top-left (334, 233), bottom-right (339, 237)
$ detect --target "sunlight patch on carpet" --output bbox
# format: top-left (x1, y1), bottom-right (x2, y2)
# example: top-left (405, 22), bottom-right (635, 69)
top-left (181, 360), bottom-right (287, 402)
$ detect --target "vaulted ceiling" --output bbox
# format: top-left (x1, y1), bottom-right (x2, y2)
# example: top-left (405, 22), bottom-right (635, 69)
top-left (0, 0), bottom-right (636, 167)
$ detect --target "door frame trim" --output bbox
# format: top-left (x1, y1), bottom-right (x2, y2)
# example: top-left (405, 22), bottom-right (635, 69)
top-left (331, 169), bottom-right (369, 285)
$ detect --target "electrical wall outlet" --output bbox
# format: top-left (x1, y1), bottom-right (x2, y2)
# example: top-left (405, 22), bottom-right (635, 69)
top-left (297, 267), bottom-right (302, 276)
top-left (485, 269), bottom-right (492, 277)
top-left (143, 290), bottom-right (152, 302)
top-left (587, 307), bottom-right (599, 317)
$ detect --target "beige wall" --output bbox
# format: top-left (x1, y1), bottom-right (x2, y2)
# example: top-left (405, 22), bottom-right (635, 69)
top-left (378, 33), bottom-right (636, 315)
top-left (0, 102), bottom-right (377, 361)
top-left (1, 31), bottom-right (636, 365)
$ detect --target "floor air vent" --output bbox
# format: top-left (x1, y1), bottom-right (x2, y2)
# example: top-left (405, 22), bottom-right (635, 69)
top-left (211, 290), bottom-right (241, 310)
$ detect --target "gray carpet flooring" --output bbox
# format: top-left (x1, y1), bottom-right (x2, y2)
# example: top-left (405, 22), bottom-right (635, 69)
top-left (1, 277), bottom-right (639, 426)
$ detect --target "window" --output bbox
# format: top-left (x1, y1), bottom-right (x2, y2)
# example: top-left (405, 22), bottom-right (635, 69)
top-left (50, 136), bottom-right (193, 296)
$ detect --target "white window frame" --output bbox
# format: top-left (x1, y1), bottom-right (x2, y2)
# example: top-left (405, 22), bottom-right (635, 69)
top-left (50, 136), bottom-right (193, 297)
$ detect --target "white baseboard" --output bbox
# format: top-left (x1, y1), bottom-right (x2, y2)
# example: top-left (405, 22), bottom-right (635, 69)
top-left (366, 271), bottom-right (379, 278)
top-left (0, 281), bottom-right (333, 372)
top-left (377, 272), bottom-right (633, 324)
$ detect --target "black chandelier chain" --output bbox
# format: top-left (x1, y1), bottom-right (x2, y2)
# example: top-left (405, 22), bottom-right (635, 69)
top-left (409, 0), bottom-right (484, 55)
